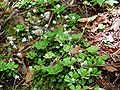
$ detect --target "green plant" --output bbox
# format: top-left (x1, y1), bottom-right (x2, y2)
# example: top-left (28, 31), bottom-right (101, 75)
top-left (66, 13), bottom-right (80, 29)
top-left (0, 61), bottom-right (18, 80)
top-left (105, 0), bottom-right (119, 6)
top-left (14, 24), bottom-right (26, 32)
top-left (48, 0), bottom-right (60, 5)
top-left (16, 0), bottom-right (32, 8)
top-left (91, 0), bottom-right (118, 6)
top-left (0, 2), bottom-right (7, 11)
top-left (52, 4), bottom-right (66, 14)
top-left (26, 51), bottom-right (37, 59)
top-left (26, 27), bottom-right (108, 90)
top-left (36, 0), bottom-right (47, 5)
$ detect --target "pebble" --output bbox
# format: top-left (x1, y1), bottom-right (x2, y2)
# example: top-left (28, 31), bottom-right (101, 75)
top-left (34, 28), bottom-right (43, 36)
top-left (44, 11), bottom-right (51, 20)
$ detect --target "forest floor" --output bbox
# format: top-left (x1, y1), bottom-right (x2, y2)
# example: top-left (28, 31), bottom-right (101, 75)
top-left (0, 0), bottom-right (120, 90)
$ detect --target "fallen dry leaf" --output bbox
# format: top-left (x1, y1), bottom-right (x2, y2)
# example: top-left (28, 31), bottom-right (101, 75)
top-left (18, 63), bottom-right (27, 75)
top-left (114, 49), bottom-right (120, 55)
top-left (104, 65), bottom-right (117, 72)
top-left (78, 15), bottom-right (98, 22)
top-left (70, 46), bottom-right (80, 55)
top-left (32, 37), bottom-right (40, 43)
top-left (18, 46), bottom-right (25, 51)
top-left (25, 68), bottom-right (33, 84)
top-left (110, 19), bottom-right (120, 31)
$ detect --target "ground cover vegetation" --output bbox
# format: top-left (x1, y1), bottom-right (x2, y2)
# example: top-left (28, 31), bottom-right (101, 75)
top-left (0, 0), bottom-right (120, 90)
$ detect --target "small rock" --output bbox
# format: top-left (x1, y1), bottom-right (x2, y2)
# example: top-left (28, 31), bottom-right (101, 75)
top-left (44, 11), bottom-right (51, 20)
top-left (32, 26), bottom-right (39, 29)
top-left (34, 28), bottom-right (43, 36)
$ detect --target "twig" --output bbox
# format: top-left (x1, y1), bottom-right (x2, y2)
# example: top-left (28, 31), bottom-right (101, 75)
top-left (70, 0), bottom-right (75, 5)
top-left (14, 79), bottom-right (25, 90)
top-left (0, 9), bottom-right (19, 31)
top-left (47, 13), bottom-right (54, 29)
top-left (4, 9), bottom-right (19, 24)
top-left (113, 73), bottom-right (120, 84)
top-left (61, 0), bottom-right (67, 5)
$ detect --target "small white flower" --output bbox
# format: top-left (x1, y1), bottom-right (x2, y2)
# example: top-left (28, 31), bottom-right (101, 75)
top-left (70, 66), bottom-right (74, 70)
top-left (9, 58), bottom-right (13, 61)
top-left (16, 29), bottom-right (20, 32)
top-left (0, 85), bottom-right (2, 88)
top-left (64, 31), bottom-right (68, 34)
top-left (88, 68), bottom-right (92, 72)
top-left (17, 53), bottom-right (22, 57)
top-left (30, 20), bottom-right (35, 24)
top-left (84, 60), bottom-right (87, 65)
top-left (29, 66), bottom-right (32, 70)
top-left (99, 88), bottom-right (105, 90)
top-left (56, 34), bottom-right (59, 37)
top-left (56, 46), bottom-right (59, 48)
top-left (60, 43), bottom-right (63, 46)
top-left (7, 36), bottom-right (15, 41)
top-left (40, 14), bottom-right (44, 17)
top-left (68, 37), bottom-right (72, 41)
top-left (7, 36), bottom-right (11, 40)
top-left (28, 5), bottom-right (31, 8)
top-left (64, 15), bottom-right (68, 19)
top-left (81, 62), bottom-right (84, 67)
top-left (22, 37), bottom-right (27, 42)
top-left (34, 29), bottom-right (43, 36)
top-left (98, 24), bottom-right (105, 30)
top-left (81, 61), bottom-right (87, 66)
top-left (44, 11), bottom-right (51, 20)
top-left (44, 35), bottom-right (48, 39)
top-left (71, 78), bottom-right (75, 82)
top-left (45, 24), bottom-right (49, 28)
top-left (15, 75), bottom-right (20, 79)
top-left (83, 1), bottom-right (91, 5)
top-left (79, 50), bottom-right (82, 53)
top-left (27, 12), bottom-right (31, 15)
top-left (9, 40), bottom-right (14, 45)
top-left (33, 26), bottom-right (39, 29)
top-left (72, 16), bottom-right (76, 19)
top-left (33, 9), bottom-right (37, 13)
top-left (56, 4), bottom-right (60, 8)
top-left (26, 29), bottom-right (29, 32)
top-left (28, 36), bottom-right (32, 39)
top-left (13, 45), bottom-right (17, 49)
top-left (44, 0), bottom-right (47, 3)
top-left (51, 27), bottom-right (54, 30)
top-left (78, 58), bottom-right (82, 62)
top-left (106, 34), bottom-right (114, 42)
top-left (22, 34), bottom-right (24, 36)
top-left (32, 30), bottom-right (35, 34)
top-left (57, 15), bottom-right (60, 18)
top-left (68, 52), bottom-right (71, 55)
top-left (75, 45), bottom-right (78, 47)
top-left (37, 20), bottom-right (41, 23)
top-left (53, 20), bottom-right (57, 24)
top-left (8, 48), bottom-right (12, 51)
top-left (63, 24), bottom-right (67, 27)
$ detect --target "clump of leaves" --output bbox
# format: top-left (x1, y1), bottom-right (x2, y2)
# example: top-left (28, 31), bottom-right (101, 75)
top-left (0, 2), bottom-right (7, 11)
top-left (14, 24), bottom-right (26, 32)
top-left (90, 0), bottom-right (118, 7)
top-left (66, 13), bottom-right (80, 29)
top-left (0, 61), bottom-right (18, 80)
top-left (26, 27), bottom-right (108, 90)
top-left (52, 4), bottom-right (66, 14)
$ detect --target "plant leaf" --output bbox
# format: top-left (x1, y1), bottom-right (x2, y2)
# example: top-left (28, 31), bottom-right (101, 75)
top-left (87, 46), bottom-right (98, 54)
top-left (105, 0), bottom-right (118, 6)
